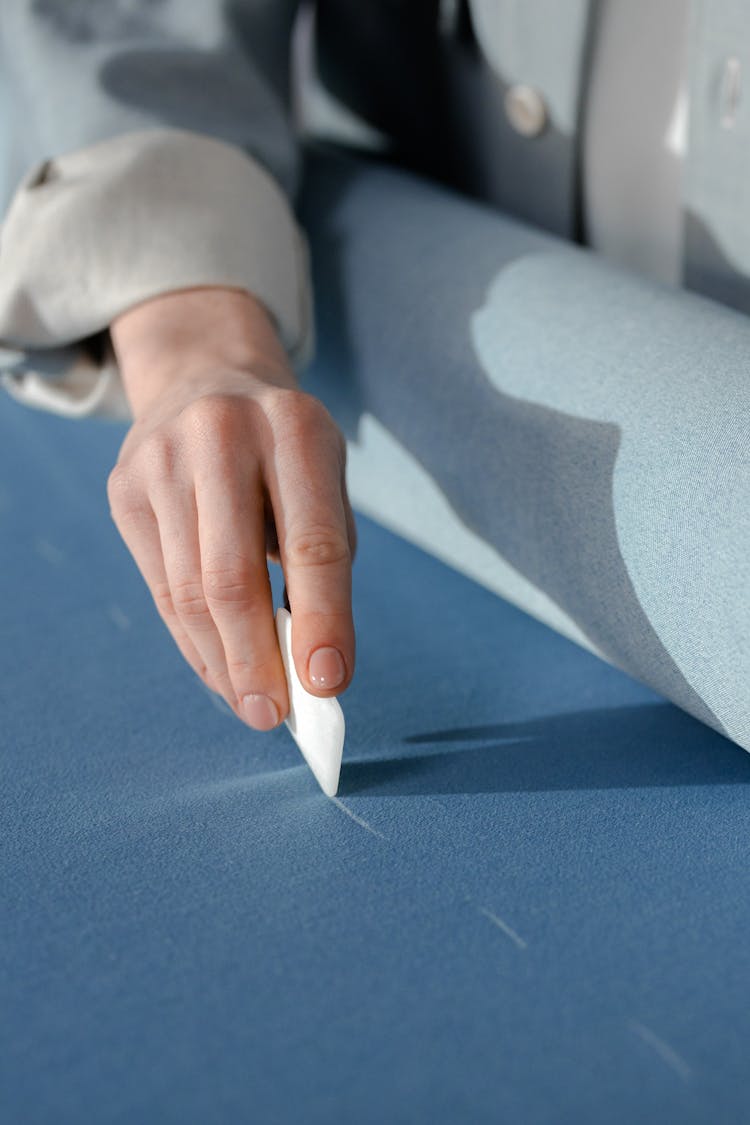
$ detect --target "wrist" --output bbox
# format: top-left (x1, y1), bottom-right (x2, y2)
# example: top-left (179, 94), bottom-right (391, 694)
top-left (110, 286), bottom-right (298, 416)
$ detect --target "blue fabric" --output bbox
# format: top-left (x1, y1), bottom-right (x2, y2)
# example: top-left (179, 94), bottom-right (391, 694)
top-left (2, 389), bottom-right (750, 1124)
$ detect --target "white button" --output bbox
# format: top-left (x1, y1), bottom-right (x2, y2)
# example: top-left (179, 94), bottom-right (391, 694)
top-left (504, 85), bottom-right (548, 138)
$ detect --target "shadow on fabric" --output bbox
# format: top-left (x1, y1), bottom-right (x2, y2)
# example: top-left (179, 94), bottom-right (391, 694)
top-left (340, 703), bottom-right (748, 796)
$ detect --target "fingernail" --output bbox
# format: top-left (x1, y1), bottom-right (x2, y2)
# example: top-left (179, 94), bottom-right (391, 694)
top-left (242, 693), bottom-right (280, 730)
top-left (308, 647), bottom-right (346, 689)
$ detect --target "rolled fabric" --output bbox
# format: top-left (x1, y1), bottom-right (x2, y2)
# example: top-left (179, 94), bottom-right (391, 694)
top-left (299, 142), bottom-right (750, 752)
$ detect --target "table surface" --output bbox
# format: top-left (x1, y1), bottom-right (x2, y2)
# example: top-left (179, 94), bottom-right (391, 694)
top-left (1, 392), bottom-right (749, 1125)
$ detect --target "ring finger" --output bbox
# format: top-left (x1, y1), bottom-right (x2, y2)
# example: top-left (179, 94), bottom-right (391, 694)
top-left (149, 481), bottom-right (236, 706)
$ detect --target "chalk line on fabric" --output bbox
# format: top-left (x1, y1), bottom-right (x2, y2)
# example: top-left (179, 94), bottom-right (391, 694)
top-left (34, 537), bottom-right (65, 566)
top-left (107, 604), bottom-right (131, 631)
top-left (477, 906), bottom-right (528, 950)
top-left (628, 1020), bottom-right (691, 1082)
top-left (329, 796), bottom-right (386, 840)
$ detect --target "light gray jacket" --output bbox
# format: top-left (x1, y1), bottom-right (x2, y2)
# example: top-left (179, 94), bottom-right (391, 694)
top-left (0, 0), bottom-right (747, 419)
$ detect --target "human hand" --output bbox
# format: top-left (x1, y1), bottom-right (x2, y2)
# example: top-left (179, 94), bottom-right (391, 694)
top-left (107, 287), bottom-right (356, 730)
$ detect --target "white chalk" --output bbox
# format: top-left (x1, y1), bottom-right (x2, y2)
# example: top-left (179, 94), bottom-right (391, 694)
top-left (275, 607), bottom-right (344, 797)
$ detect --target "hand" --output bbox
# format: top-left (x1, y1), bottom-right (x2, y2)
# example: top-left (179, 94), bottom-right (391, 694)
top-left (107, 286), bottom-right (356, 730)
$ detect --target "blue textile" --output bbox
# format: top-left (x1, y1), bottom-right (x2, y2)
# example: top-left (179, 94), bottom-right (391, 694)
top-left (1, 389), bottom-right (750, 1124)
top-left (298, 142), bottom-right (750, 753)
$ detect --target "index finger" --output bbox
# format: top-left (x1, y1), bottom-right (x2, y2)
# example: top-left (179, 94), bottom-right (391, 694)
top-left (265, 404), bottom-right (355, 697)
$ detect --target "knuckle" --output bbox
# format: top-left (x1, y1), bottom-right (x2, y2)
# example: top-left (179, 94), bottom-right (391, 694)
top-left (202, 562), bottom-right (265, 609)
top-left (170, 576), bottom-right (211, 622)
top-left (106, 465), bottom-right (148, 526)
top-left (178, 396), bottom-right (249, 483)
top-left (107, 464), bottom-right (137, 507)
top-left (268, 392), bottom-right (347, 474)
top-left (135, 431), bottom-right (179, 480)
top-left (152, 579), bottom-right (177, 619)
top-left (286, 528), bottom-right (351, 569)
top-left (288, 389), bottom-right (328, 423)
top-left (181, 394), bottom-right (238, 441)
top-left (270, 389), bottom-right (335, 440)
top-left (107, 431), bottom-right (181, 512)
top-left (226, 653), bottom-right (277, 682)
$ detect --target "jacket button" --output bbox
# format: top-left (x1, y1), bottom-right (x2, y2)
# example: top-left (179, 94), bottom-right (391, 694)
top-left (504, 85), bottom-right (548, 137)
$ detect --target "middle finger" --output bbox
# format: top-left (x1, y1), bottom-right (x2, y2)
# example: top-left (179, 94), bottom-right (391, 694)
top-left (195, 464), bottom-right (289, 731)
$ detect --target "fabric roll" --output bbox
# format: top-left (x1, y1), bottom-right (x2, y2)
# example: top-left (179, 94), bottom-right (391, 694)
top-left (298, 142), bottom-right (750, 752)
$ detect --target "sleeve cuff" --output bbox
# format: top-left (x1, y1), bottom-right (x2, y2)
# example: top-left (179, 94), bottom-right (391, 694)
top-left (0, 127), bottom-right (315, 421)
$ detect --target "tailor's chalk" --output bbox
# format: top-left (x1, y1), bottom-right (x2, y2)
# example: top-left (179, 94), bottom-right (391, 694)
top-left (275, 607), bottom-right (344, 797)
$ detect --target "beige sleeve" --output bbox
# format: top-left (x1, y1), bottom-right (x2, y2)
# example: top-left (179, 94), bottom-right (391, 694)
top-left (0, 127), bottom-right (315, 423)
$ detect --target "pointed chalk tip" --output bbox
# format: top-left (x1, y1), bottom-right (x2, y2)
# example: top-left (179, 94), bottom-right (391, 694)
top-left (285, 710), bottom-right (344, 797)
top-left (286, 705), bottom-right (344, 797)
top-left (313, 758), bottom-right (342, 798)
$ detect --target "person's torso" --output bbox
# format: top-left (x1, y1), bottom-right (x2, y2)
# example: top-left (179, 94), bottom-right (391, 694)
top-left (298, 0), bottom-right (750, 312)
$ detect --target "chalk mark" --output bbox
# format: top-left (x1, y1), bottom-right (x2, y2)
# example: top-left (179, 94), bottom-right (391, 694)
top-left (477, 905), bottom-right (528, 950)
top-left (107, 604), bottom-right (131, 631)
top-left (629, 1020), bottom-right (691, 1083)
top-left (35, 537), bottom-right (65, 566)
top-left (329, 796), bottom-right (386, 840)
